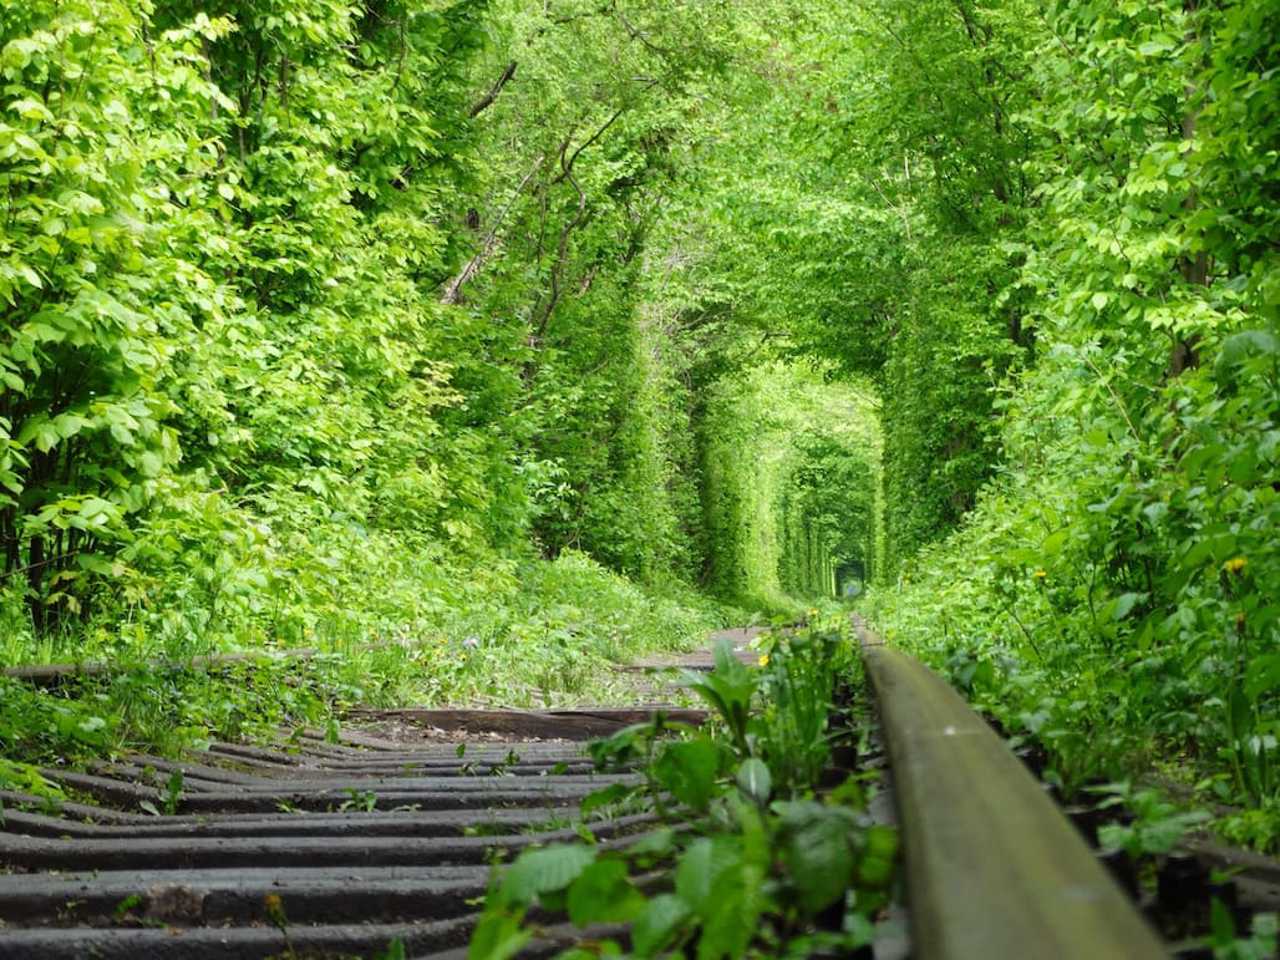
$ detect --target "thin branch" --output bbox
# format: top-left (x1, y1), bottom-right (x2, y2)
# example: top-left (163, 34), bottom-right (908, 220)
top-left (469, 61), bottom-right (518, 118)
top-left (551, 100), bottom-right (633, 185)
top-left (531, 164), bottom-right (589, 345)
top-left (1082, 352), bottom-right (1142, 445)
top-left (615, 8), bottom-right (669, 57)
top-left (441, 155), bottom-right (545, 305)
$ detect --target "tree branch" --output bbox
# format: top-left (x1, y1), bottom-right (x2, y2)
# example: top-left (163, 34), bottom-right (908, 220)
top-left (614, 8), bottom-right (669, 57)
top-left (469, 61), bottom-right (518, 118)
top-left (533, 162), bottom-right (590, 344)
top-left (551, 101), bottom-right (631, 185)
top-left (440, 155), bottom-right (545, 305)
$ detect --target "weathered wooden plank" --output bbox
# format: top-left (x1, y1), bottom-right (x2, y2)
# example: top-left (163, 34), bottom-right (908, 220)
top-left (0, 864), bottom-right (494, 925)
top-left (345, 706), bottom-right (707, 739)
top-left (0, 813), bottom-right (657, 871)
top-left (0, 805), bottom-right (634, 841)
top-left (32, 768), bottom-right (639, 815)
top-left (0, 918), bottom-right (472, 960)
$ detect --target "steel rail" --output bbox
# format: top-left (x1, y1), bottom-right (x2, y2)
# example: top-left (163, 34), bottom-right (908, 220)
top-left (860, 626), bottom-right (1167, 960)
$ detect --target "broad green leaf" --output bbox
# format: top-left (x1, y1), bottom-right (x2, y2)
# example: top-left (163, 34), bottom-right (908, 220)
top-left (500, 844), bottom-right (595, 907)
top-left (16, 264), bottom-right (42, 289)
top-left (627, 827), bottom-right (676, 860)
top-left (776, 801), bottom-right (861, 914)
top-left (674, 837), bottom-right (739, 914)
top-left (654, 738), bottom-right (719, 811)
top-left (467, 911), bottom-right (532, 960)
top-left (1111, 593), bottom-right (1145, 621)
top-left (1245, 655), bottom-right (1280, 703)
top-left (1040, 530), bottom-right (1068, 557)
top-left (631, 893), bottom-right (691, 956)
top-left (566, 858), bottom-right (645, 926)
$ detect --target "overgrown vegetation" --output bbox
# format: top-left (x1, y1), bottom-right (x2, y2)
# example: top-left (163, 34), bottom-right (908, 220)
top-left (2, 0), bottom-right (1278, 858)
top-left (700, 367), bottom-right (881, 614)
top-left (0, 551), bottom-right (727, 799)
top-left (805, 0), bottom-right (1277, 843)
top-left (469, 623), bottom-right (897, 960)
top-left (0, 0), bottom-right (870, 784)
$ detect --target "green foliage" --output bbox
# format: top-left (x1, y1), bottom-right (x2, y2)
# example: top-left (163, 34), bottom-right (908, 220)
top-left (700, 367), bottom-right (881, 612)
top-left (755, 626), bottom-right (855, 794)
top-left (0, 1), bottom-right (227, 627)
top-left (1, 0), bottom-right (503, 642)
top-left (1217, 802), bottom-right (1280, 857)
top-left (1089, 782), bottom-right (1211, 858)
top-left (680, 641), bottom-right (759, 756)
top-left (666, 625), bottom-right (857, 804)
top-left (0, 756), bottom-right (65, 805)
top-left (1208, 908), bottom-right (1280, 960)
top-left (6, 0), bottom-right (1275, 867)
top-left (842, 0), bottom-right (1279, 838)
top-left (470, 626), bottom-right (897, 959)
top-left (0, 0), bottom-right (869, 762)
top-left (653, 737), bottom-right (720, 812)
top-left (0, 551), bottom-right (730, 773)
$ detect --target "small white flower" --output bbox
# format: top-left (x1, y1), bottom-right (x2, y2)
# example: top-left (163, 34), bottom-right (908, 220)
top-left (462, 636), bottom-right (480, 650)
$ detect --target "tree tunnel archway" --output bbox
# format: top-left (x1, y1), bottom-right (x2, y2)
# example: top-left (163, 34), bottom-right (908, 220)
top-left (699, 364), bottom-right (883, 613)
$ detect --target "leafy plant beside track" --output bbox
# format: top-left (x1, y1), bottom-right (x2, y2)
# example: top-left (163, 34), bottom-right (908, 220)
top-left (468, 623), bottom-right (899, 960)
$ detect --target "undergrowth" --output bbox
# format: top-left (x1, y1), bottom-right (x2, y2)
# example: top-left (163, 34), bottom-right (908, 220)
top-left (467, 617), bottom-right (899, 960)
top-left (0, 551), bottom-right (732, 795)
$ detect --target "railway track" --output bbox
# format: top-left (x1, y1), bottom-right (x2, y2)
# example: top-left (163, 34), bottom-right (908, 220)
top-left (2, 628), bottom-right (1276, 958)
top-left (0, 708), bottom-right (703, 960)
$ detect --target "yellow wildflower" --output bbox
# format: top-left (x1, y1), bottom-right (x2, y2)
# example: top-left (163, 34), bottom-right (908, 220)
top-left (758, 654), bottom-right (770, 667)
top-left (1033, 569), bottom-right (1047, 580)
top-left (264, 894), bottom-right (286, 928)
top-left (1224, 557), bottom-right (1248, 575)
